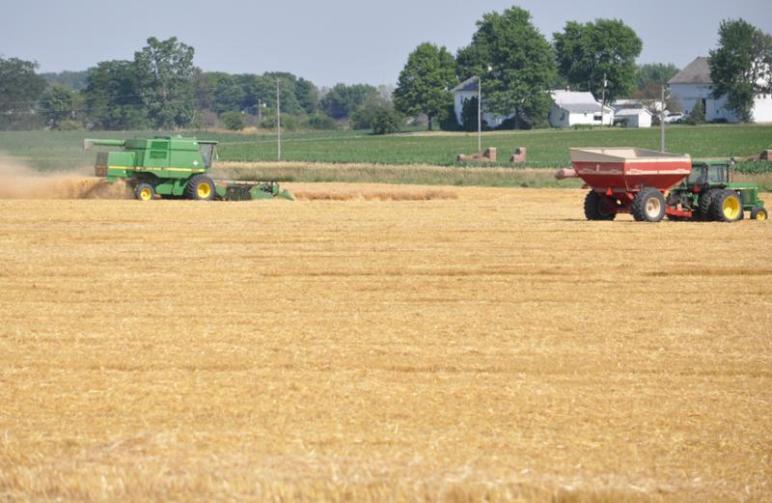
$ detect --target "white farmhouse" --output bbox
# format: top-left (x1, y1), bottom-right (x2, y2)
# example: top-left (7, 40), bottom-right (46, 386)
top-left (549, 90), bottom-right (614, 128)
top-left (614, 108), bottom-right (653, 128)
top-left (668, 56), bottom-right (772, 123)
top-left (451, 77), bottom-right (513, 128)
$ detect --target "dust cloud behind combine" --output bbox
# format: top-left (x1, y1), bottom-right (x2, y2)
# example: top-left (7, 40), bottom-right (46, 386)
top-left (0, 153), bottom-right (129, 200)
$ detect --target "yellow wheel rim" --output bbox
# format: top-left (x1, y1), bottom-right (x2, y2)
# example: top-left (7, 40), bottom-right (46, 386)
top-left (758, 210), bottom-right (767, 221)
top-left (722, 196), bottom-right (741, 220)
top-left (139, 187), bottom-right (153, 201)
top-left (197, 183), bottom-right (212, 199)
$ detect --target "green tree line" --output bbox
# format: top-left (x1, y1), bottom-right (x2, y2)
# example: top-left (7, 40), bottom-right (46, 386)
top-left (0, 36), bottom-right (390, 132)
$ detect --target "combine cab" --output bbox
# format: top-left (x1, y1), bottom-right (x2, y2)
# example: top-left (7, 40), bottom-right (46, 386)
top-left (84, 136), bottom-right (292, 201)
top-left (558, 147), bottom-right (766, 222)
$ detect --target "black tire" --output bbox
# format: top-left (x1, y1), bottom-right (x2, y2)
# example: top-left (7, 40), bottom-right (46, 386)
top-left (751, 207), bottom-right (768, 221)
top-left (631, 188), bottom-right (666, 222)
top-left (710, 190), bottom-right (743, 222)
top-left (696, 189), bottom-right (721, 221)
top-left (584, 190), bottom-right (616, 221)
top-left (186, 174), bottom-right (216, 201)
top-left (134, 182), bottom-right (155, 201)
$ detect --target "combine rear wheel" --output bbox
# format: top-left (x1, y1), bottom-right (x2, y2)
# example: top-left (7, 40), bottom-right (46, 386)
top-left (186, 175), bottom-right (216, 201)
top-left (751, 207), bottom-right (768, 221)
top-left (710, 190), bottom-right (743, 222)
top-left (584, 190), bottom-right (616, 220)
top-left (134, 183), bottom-right (155, 201)
top-left (631, 188), bottom-right (666, 222)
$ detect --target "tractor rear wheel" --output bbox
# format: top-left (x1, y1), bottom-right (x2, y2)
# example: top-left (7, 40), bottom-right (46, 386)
top-left (134, 182), bottom-right (155, 201)
top-left (186, 175), bottom-right (216, 201)
top-left (697, 189), bottom-right (721, 221)
top-left (631, 188), bottom-right (666, 222)
top-left (584, 190), bottom-right (616, 220)
top-left (750, 207), bottom-right (767, 221)
top-left (710, 190), bottom-right (743, 222)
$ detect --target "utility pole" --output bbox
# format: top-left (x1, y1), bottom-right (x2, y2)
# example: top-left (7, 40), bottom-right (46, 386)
top-left (276, 80), bottom-right (281, 161)
top-left (477, 75), bottom-right (482, 153)
top-left (660, 85), bottom-right (666, 153)
top-left (600, 72), bottom-right (607, 126)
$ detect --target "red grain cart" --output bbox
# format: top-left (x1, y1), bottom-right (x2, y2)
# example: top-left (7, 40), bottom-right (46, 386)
top-left (566, 147), bottom-right (692, 222)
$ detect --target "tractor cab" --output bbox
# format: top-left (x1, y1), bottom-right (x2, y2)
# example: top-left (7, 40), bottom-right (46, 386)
top-left (683, 161), bottom-right (730, 188)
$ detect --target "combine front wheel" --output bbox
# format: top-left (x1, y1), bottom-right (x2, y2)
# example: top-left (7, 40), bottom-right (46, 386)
top-left (186, 175), bottom-right (216, 201)
top-left (751, 207), bottom-right (767, 221)
top-left (710, 190), bottom-right (743, 222)
top-left (632, 188), bottom-right (666, 222)
top-left (134, 183), bottom-right (155, 201)
top-left (583, 190), bottom-right (616, 220)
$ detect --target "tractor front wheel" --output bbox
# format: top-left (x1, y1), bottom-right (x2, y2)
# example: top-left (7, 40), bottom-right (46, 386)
top-left (631, 188), bottom-right (666, 222)
top-left (710, 190), bottom-right (743, 222)
top-left (186, 175), bottom-right (216, 201)
top-left (134, 182), bottom-right (155, 201)
top-left (751, 207), bottom-right (768, 221)
top-left (584, 190), bottom-right (616, 221)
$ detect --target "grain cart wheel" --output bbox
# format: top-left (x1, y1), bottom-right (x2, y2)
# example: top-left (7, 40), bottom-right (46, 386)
top-left (186, 175), bottom-right (216, 201)
top-left (710, 190), bottom-right (743, 222)
top-left (696, 189), bottom-right (721, 221)
top-left (134, 182), bottom-right (155, 201)
top-left (751, 207), bottom-right (768, 221)
top-left (584, 190), bottom-right (616, 220)
top-left (632, 188), bottom-right (666, 222)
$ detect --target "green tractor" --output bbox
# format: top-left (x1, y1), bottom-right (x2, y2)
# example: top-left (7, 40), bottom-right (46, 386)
top-left (83, 136), bottom-right (292, 201)
top-left (666, 160), bottom-right (767, 222)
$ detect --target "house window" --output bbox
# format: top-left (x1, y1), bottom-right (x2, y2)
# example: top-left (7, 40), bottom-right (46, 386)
top-left (593, 114), bottom-right (602, 121)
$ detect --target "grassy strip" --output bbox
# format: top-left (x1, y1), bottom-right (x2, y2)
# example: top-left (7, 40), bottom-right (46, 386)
top-left (1, 124), bottom-right (771, 172)
top-left (214, 162), bottom-right (583, 188)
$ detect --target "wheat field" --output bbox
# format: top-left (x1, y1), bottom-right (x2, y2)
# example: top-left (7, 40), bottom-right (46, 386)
top-left (0, 185), bottom-right (770, 501)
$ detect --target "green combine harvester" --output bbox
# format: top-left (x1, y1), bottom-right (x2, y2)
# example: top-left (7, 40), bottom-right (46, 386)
top-left (83, 136), bottom-right (292, 201)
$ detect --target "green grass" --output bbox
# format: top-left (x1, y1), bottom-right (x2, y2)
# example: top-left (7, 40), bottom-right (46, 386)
top-left (0, 125), bottom-right (770, 181)
top-left (216, 124), bottom-right (772, 167)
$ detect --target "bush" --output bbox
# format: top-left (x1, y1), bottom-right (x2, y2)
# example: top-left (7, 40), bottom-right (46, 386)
top-left (305, 113), bottom-right (338, 130)
top-left (221, 111), bottom-right (244, 131)
top-left (439, 104), bottom-right (461, 131)
top-left (56, 119), bottom-right (83, 131)
top-left (260, 113), bottom-right (300, 131)
top-left (371, 108), bottom-right (403, 135)
top-left (685, 99), bottom-right (705, 125)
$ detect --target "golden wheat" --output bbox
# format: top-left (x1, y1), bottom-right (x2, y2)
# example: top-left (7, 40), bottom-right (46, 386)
top-left (0, 185), bottom-right (770, 502)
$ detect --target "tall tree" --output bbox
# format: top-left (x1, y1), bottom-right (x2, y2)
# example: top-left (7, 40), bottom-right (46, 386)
top-left (0, 57), bottom-right (47, 129)
top-left (709, 19), bottom-right (772, 122)
top-left (393, 42), bottom-right (457, 130)
top-left (295, 77), bottom-right (320, 114)
top-left (456, 6), bottom-right (556, 129)
top-left (320, 83), bottom-right (378, 119)
top-left (84, 60), bottom-right (147, 130)
top-left (634, 63), bottom-right (679, 99)
top-left (554, 19), bottom-right (642, 104)
top-left (133, 36), bottom-right (197, 129)
top-left (39, 85), bottom-right (81, 129)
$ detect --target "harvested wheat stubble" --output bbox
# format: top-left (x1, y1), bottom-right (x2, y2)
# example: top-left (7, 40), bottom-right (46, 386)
top-left (0, 185), bottom-right (770, 502)
top-left (287, 183), bottom-right (458, 201)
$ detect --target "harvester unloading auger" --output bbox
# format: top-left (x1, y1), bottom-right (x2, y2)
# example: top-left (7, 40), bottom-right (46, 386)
top-left (83, 136), bottom-right (292, 201)
top-left (556, 147), bottom-right (766, 222)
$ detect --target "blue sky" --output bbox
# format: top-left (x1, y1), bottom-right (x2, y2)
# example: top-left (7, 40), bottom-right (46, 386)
top-left (1, 0), bottom-right (770, 88)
